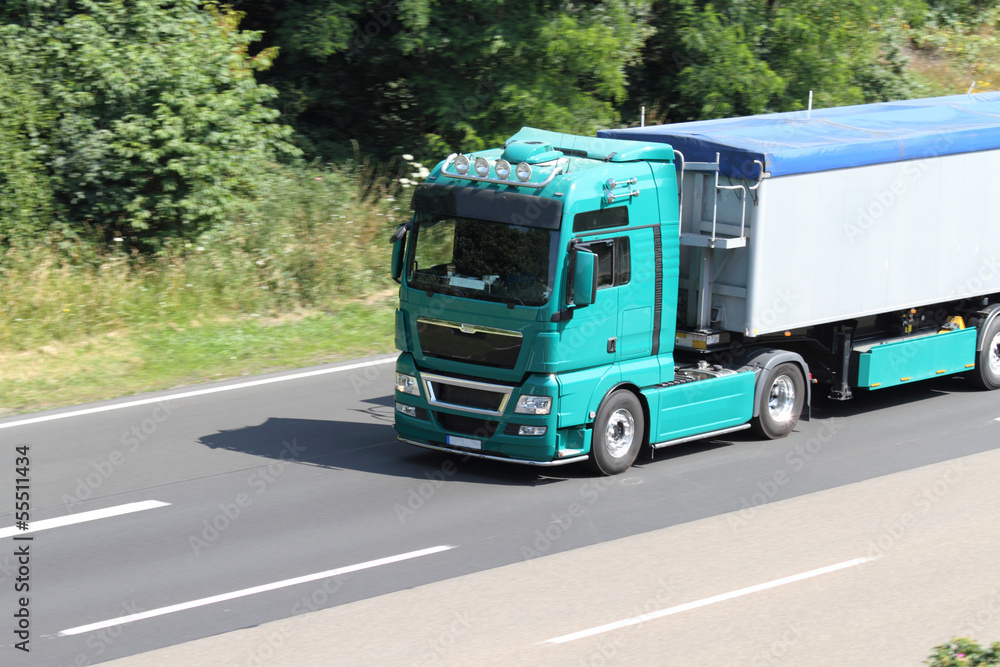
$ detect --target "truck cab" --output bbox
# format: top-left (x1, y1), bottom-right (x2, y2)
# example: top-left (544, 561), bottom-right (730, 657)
top-left (391, 128), bottom-right (793, 474)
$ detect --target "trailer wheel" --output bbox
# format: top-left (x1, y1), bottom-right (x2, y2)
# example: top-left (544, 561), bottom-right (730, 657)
top-left (752, 363), bottom-right (805, 439)
top-left (589, 390), bottom-right (644, 475)
top-left (971, 317), bottom-right (1000, 390)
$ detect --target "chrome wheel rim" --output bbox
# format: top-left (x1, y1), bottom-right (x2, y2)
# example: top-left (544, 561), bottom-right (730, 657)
top-left (767, 376), bottom-right (796, 424)
top-left (604, 408), bottom-right (635, 458)
top-left (989, 332), bottom-right (1000, 376)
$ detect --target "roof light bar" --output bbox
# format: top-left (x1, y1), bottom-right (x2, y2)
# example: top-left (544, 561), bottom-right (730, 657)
top-left (440, 154), bottom-right (561, 189)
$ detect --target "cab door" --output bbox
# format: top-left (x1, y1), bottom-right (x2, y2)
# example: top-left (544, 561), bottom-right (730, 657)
top-left (559, 238), bottom-right (620, 369)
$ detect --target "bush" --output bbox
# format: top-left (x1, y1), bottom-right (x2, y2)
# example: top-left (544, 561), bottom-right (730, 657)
top-left (0, 0), bottom-right (299, 248)
top-left (926, 638), bottom-right (1000, 666)
top-left (0, 160), bottom-right (406, 351)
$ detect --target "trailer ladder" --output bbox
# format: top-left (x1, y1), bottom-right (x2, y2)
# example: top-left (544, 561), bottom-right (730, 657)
top-left (677, 152), bottom-right (754, 250)
top-left (675, 152), bottom-right (762, 331)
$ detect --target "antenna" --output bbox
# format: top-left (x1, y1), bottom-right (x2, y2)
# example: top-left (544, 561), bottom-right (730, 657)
top-left (808, 90), bottom-right (813, 118)
top-left (968, 81), bottom-right (976, 94)
top-left (641, 105), bottom-right (646, 128)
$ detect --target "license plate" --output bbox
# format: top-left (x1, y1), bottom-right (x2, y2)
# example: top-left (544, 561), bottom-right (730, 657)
top-left (447, 435), bottom-right (481, 450)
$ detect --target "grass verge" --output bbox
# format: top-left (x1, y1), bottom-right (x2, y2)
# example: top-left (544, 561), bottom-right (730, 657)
top-left (1, 160), bottom-right (409, 417)
top-left (0, 299), bottom-right (396, 418)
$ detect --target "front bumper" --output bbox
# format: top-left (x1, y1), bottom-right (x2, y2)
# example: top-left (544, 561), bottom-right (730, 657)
top-left (398, 437), bottom-right (589, 467)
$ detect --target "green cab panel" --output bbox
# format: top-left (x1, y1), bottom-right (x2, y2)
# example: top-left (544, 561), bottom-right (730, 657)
top-left (647, 371), bottom-right (756, 443)
top-left (855, 327), bottom-right (977, 390)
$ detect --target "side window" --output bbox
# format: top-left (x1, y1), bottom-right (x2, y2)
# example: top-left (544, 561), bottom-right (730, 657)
top-left (616, 236), bottom-right (630, 285)
top-left (573, 207), bottom-right (629, 233)
top-left (580, 237), bottom-right (630, 289)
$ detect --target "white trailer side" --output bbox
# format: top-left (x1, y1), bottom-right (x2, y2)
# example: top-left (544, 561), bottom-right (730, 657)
top-left (600, 92), bottom-right (1000, 337)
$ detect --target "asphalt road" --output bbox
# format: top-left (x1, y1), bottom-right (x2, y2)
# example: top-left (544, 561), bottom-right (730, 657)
top-left (1, 353), bottom-right (998, 666)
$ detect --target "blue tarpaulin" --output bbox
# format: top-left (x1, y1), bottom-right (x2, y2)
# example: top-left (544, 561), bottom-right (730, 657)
top-left (597, 92), bottom-right (1000, 180)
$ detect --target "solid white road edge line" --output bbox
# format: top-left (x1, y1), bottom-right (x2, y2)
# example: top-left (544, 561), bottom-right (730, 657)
top-left (0, 355), bottom-right (397, 430)
top-left (542, 557), bottom-right (873, 645)
top-left (58, 545), bottom-right (456, 637)
top-left (0, 500), bottom-right (170, 539)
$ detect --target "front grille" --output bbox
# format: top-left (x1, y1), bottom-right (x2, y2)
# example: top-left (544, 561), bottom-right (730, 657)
top-left (430, 382), bottom-right (505, 412)
top-left (422, 372), bottom-right (513, 415)
top-left (435, 412), bottom-right (499, 438)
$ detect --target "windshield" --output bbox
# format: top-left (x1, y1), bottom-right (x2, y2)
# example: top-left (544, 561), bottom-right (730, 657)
top-left (407, 213), bottom-right (557, 306)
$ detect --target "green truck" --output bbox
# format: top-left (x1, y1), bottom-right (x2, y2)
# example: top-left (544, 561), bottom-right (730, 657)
top-left (391, 93), bottom-right (1000, 474)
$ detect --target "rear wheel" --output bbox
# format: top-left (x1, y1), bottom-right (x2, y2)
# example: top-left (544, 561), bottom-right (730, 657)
top-left (589, 390), bottom-right (644, 475)
top-left (751, 363), bottom-right (805, 439)
top-left (970, 316), bottom-right (1000, 390)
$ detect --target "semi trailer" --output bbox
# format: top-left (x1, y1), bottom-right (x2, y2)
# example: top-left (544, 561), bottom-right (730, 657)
top-left (390, 92), bottom-right (1000, 474)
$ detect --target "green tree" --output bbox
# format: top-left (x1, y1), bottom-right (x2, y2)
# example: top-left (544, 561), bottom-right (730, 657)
top-left (247, 0), bottom-right (653, 159)
top-left (0, 0), bottom-right (300, 247)
top-left (631, 0), bottom-right (918, 123)
top-left (0, 24), bottom-right (57, 242)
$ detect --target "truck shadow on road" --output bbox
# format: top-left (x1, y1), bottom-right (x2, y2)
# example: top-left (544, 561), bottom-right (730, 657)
top-left (196, 375), bottom-right (988, 486)
top-left (196, 395), bottom-right (567, 486)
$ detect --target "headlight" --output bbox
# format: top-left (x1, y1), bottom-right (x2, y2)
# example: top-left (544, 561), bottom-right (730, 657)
top-left (515, 395), bottom-right (552, 415)
top-left (518, 425), bottom-right (547, 436)
top-left (474, 157), bottom-right (490, 177)
top-left (454, 154), bottom-right (471, 175)
top-left (396, 402), bottom-right (417, 417)
top-left (395, 373), bottom-right (420, 396)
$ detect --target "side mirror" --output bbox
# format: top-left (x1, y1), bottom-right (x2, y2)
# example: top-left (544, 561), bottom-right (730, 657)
top-left (390, 225), bottom-right (408, 243)
top-left (573, 249), bottom-right (597, 307)
top-left (390, 227), bottom-right (407, 283)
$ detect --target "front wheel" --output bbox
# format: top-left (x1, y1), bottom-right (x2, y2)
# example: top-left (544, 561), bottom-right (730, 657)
top-left (751, 363), bottom-right (805, 439)
top-left (589, 390), bottom-right (644, 475)
top-left (970, 316), bottom-right (1000, 390)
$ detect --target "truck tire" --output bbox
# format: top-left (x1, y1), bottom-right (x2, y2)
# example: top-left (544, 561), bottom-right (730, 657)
top-left (751, 363), bottom-right (805, 439)
top-left (971, 316), bottom-right (1000, 390)
top-left (589, 390), bottom-right (644, 475)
